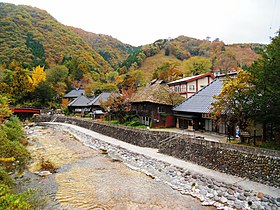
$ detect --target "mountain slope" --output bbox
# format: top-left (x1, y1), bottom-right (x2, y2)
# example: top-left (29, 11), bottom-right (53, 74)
top-left (72, 27), bottom-right (136, 69)
top-left (0, 2), bottom-right (264, 85)
top-left (0, 3), bottom-right (112, 74)
top-left (121, 36), bottom-right (263, 81)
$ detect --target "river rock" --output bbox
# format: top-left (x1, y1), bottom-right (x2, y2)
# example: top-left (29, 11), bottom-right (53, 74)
top-left (206, 192), bottom-right (214, 198)
top-left (271, 204), bottom-right (278, 210)
top-left (214, 196), bottom-right (219, 201)
top-left (257, 192), bottom-right (264, 200)
top-left (201, 200), bottom-right (215, 206)
top-left (99, 147), bottom-right (108, 154)
top-left (227, 195), bottom-right (236, 201)
top-left (200, 189), bottom-right (207, 195)
top-left (237, 194), bottom-right (246, 201)
top-left (244, 191), bottom-right (252, 197)
top-left (217, 191), bottom-right (224, 197)
top-left (220, 196), bottom-right (228, 203)
top-left (35, 170), bottom-right (52, 177)
top-left (227, 189), bottom-right (234, 195)
top-left (262, 196), bottom-right (269, 202)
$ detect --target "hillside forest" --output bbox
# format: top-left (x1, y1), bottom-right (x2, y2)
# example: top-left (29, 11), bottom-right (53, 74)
top-left (0, 2), bottom-right (265, 107)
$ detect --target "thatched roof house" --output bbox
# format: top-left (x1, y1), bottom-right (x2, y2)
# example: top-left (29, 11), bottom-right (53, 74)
top-left (130, 80), bottom-right (184, 128)
top-left (131, 80), bottom-right (184, 106)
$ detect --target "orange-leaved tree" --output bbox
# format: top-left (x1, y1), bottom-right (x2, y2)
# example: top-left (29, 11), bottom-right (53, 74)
top-left (153, 62), bottom-right (183, 82)
top-left (100, 88), bottom-right (135, 123)
top-left (211, 70), bottom-right (253, 141)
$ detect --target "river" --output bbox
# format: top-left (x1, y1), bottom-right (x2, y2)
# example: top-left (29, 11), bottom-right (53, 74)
top-left (21, 125), bottom-right (215, 209)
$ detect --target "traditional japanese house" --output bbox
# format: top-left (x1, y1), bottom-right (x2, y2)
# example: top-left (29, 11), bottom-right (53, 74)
top-left (130, 80), bottom-right (184, 128)
top-left (173, 78), bottom-right (229, 134)
top-left (88, 92), bottom-right (115, 119)
top-left (67, 94), bottom-right (92, 115)
top-left (62, 88), bottom-right (85, 105)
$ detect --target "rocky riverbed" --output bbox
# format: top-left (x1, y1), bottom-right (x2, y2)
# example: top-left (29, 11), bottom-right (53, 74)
top-left (51, 123), bottom-right (280, 210)
top-left (21, 125), bottom-right (216, 209)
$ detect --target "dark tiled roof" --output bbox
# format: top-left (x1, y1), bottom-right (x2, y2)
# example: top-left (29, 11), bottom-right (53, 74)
top-left (131, 80), bottom-right (184, 106)
top-left (63, 88), bottom-right (85, 98)
top-left (173, 79), bottom-right (223, 113)
top-left (88, 92), bottom-right (114, 106)
top-left (68, 95), bottom-right (91, 107)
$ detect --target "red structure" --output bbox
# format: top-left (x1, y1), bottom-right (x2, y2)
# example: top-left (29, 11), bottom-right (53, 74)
top-left (12, 108), bottom-right (40, 119)
top-left (12, 108), bottom-right (40, 114)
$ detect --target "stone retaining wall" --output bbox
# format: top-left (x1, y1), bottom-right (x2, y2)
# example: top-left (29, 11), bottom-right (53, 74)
top-left (159, 138), bottom-right (280, 188)
top-left (34, 115), bottom-right (172, 148)
top-left (34, 115), bottom-right (280, 187)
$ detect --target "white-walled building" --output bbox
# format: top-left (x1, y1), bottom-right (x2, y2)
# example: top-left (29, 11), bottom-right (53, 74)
top-left (167, 73), bottom-right (215, 98)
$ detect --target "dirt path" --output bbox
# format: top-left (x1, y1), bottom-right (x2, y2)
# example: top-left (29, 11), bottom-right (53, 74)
top-left (23, 125), bottom-right (215, 209)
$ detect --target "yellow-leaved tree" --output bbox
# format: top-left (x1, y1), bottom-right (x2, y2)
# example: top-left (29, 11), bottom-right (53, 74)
top-left (28, 65), bottom-right (46, 91)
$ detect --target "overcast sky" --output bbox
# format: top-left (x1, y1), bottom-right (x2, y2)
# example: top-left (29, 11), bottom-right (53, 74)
top-left (1, 0), bottom-right (280, 46)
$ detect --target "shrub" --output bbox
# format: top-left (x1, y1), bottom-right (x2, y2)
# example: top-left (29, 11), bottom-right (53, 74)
top-left (0, 168), bottom-right (14, 188)
top-left (0, 116), bottom-right (38, 209)
top-left (84, 114), bottom-right (92, 118)
top-left (127, 118), bottom-right (141, 127)
top-left (62, 106), bottom-right (71, 116)
top-left (0, 117), bottom-right (30, 173)
top-left (259, 141), bottom-right (280, 151)
top-left (3, 115), bottom-right (25, 142)
top-left (0, 183), bottom-right (30, 210)
top-left (134, 125), bottom-right (147, 129)
top-left (109, 120), bottom-right (119, 125)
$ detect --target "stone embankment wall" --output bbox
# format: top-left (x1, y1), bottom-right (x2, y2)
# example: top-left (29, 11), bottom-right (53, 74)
top-left (35, 115), bottom-right (171, 148)
top-left (34, 115), bottom-right (280, 188)
top-left (160, 138), bottom-right (280, 188)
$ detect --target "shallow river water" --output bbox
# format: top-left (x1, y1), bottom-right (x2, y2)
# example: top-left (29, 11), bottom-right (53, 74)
top-left (23, 125), bottom-right (215, 209)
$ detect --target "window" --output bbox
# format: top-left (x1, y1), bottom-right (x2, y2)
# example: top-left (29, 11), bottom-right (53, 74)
top-left (158, 106), bottom-right (165, 113)
top-left (140, 116), bottom-right (150, 126)
top-left (140, 116), bottom-right (144, 124)
top-left (175, 85), bottom-right (181, 92)
top-left (144, 117), bottom-right (150, 126)
top-left (202, 113), bottom-right (211, 118)
top-left (181, 84), bottom-right (186, 92)
top-left (189, 85), bottom-right (195, 91)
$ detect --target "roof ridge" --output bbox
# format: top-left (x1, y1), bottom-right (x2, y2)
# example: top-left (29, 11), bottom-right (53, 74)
top-left (167, 72), bottom-right (214, 84)
top-left (68, 94), bottom-right (85, 106)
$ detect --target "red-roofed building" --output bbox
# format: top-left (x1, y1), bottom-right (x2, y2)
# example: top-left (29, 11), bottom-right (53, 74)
top-left (167, 73), bottom-right (215, 98)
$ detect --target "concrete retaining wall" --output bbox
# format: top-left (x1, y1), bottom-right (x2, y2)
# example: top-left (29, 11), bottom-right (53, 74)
top-left (34, 115), bottom-right (280, 187)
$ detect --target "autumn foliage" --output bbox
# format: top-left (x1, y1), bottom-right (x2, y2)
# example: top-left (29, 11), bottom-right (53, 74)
top-left (211, 31), bottom-right (280, 143)
top-left (28, 65), bottom-right (46, 91)
top-left (211, 70), bottom-right (253, 136)
top-left (100, 88), bottom-right (135, 123)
